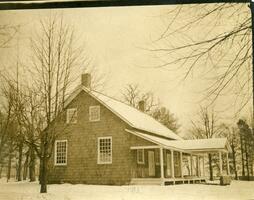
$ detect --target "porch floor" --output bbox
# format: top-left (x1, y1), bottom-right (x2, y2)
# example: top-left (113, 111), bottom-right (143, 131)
top-left (130, 177), bottom-right (207, 185)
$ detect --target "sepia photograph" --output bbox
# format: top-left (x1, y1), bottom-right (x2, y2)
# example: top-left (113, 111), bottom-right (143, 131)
top-left (0, 0), bottom-right (253, 199)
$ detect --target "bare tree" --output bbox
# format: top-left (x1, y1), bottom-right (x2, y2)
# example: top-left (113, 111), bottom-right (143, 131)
top-left (0, 59), bottom-right (41, 182)
top-left (29, 14), bottom-right (87, 193)
top-left (122, 84), bottom-right (159, 113)
top-left (0, 13), bottom-right (102, 188)
top-left (189, 106), bottom-right (222, 180)
top-left (20, 87), bottom-right (44, 182)
top-left (150, 4), bottom-right (251, 112)
top-left (122, 84), bottom-right (140, 108)
top-left (13, 88), bottom-right (26, 182)
top-left (0, 76), bottom-right (25, 182)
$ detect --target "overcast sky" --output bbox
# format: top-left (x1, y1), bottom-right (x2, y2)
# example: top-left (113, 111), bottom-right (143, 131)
top-left (0, 5), bottom-right (252, 136)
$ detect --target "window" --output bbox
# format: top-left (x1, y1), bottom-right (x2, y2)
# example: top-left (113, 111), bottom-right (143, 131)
top-left (89, 106), bottom-right (100, 122)
top-left (55, 140), bottom-right (67, 166)
top-left (66, 108), bottom-right (77, 124)
top-left (98, 137), bottom-right (112, 164)
top-left (137, 149), bottom-right (144, 164)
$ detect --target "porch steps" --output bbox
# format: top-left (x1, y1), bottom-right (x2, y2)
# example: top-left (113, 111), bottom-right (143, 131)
top-left (130, 178), bottom-right (162, 185)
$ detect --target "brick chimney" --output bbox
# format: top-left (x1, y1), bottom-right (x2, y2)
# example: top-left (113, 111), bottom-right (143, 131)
top-left (138, 100), bottom-right (145, 112)
top-left (81, 73), bottom-right (91, 89)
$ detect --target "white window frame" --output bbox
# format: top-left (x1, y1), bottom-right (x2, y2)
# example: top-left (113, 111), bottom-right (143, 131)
top-left (137, 149), bottom-right (145, 164)
top-left (97, 136), bottom-right (112, 164)
top-left (89, 106), bottom-right (100, 122)
top-left (66, 108), bottom-right (77, 124)
top-left (54, 140), bottom-right (68, 166)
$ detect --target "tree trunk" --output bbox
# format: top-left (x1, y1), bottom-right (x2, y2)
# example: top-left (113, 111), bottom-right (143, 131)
top-left (250, 141), bottom-right (254, 176)
top-left (231, 144), bottom-right (238, 180)
top-left (249, 150), bottom-right (253, 177)
top-left (208, 153), bottom-right (213, 181)
top-left (251, 159), bottom-right (254, 177)
top-left (40, 154), bottom-right (48, 193)
top-left (0, 145), bottom-right (3, 172)
top-left (39, 155), bottom-right (42, 184)
top-left (40, 134), bottom-right (49, 193)
top-left (244, 141), bottom-right (250, 180)
top-left (16, 141), bottom-right (23, 181)
top-left (29, 147), bottom-right (36, 182)
top-left (23, 151), bottom-right (29, 180)
top-left (7, 143), bottom-right (13, 182)
top-left (0, 164), bottom-right (3, 178)
top-left (240, 135), bottom-right (245, 176)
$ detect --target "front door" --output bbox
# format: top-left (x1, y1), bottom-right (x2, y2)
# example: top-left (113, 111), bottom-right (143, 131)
top-left (148, 151), bottom-right (155, 176)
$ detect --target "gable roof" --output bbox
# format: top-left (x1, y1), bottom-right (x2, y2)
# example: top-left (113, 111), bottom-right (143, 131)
top-left (126, 129), bottom-right (230, 153)
top-left (64, 85), bottom-right (182, 140)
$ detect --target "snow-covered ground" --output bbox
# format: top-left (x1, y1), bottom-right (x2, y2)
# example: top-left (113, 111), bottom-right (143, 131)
top-left (0, 179), bottom-right (254, 200)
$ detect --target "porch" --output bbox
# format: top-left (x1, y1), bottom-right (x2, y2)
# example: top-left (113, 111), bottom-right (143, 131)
top-left (127, 129), bottom-right (231, 185)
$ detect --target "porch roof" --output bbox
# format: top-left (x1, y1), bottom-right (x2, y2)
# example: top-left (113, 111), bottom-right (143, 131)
top-left (126, 129), bottom-right (231, 153)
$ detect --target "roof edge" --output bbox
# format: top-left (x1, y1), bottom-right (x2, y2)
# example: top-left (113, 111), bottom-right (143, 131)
top-left (125, 129), bottom-right (185, 152)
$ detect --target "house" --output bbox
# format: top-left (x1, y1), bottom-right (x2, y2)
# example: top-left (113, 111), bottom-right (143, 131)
top-left (48, 73), bottom-right (231, 185)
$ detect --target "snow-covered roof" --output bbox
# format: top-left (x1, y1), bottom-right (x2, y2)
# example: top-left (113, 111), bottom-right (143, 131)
top-left (168, 138), bottom-right (229, 151)
top-left (64, 85), bottom-right (182, 140)
top-left (126, 129), bottom-right (230, 152)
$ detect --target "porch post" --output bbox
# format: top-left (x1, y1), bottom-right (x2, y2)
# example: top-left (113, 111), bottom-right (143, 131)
top-left (190, 154), bottom-right (193, 176)
top-left (171, 149), bottom-right (175, 178)
top-left (180, 152), bottom-right (183, 178)
top-left (197, 155), bottom-right (200, 177)
top-left (226, 152), bottom-right (230, 175)
top-left (219, 151), bottom-right (223, 175)
top-left (160, 147), bottom-right (164, 179)
top-left (202, 155), bottom-right (205, 177)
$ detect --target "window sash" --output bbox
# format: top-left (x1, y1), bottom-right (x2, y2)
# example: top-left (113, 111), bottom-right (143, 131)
top-left (55, 140), bottom-right (67, 166)
top-left (66, 108), bottom-right (77, 124)
top-left (89, 106), bottom-right (100, 122)
top-left (97, 137), bottom-right (112, 164)
top-left (137, 149), bottom-right (144, 164)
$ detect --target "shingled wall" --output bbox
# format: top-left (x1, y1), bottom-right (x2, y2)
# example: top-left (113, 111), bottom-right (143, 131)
top-left (48, 90), bottom-right (156, 185)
